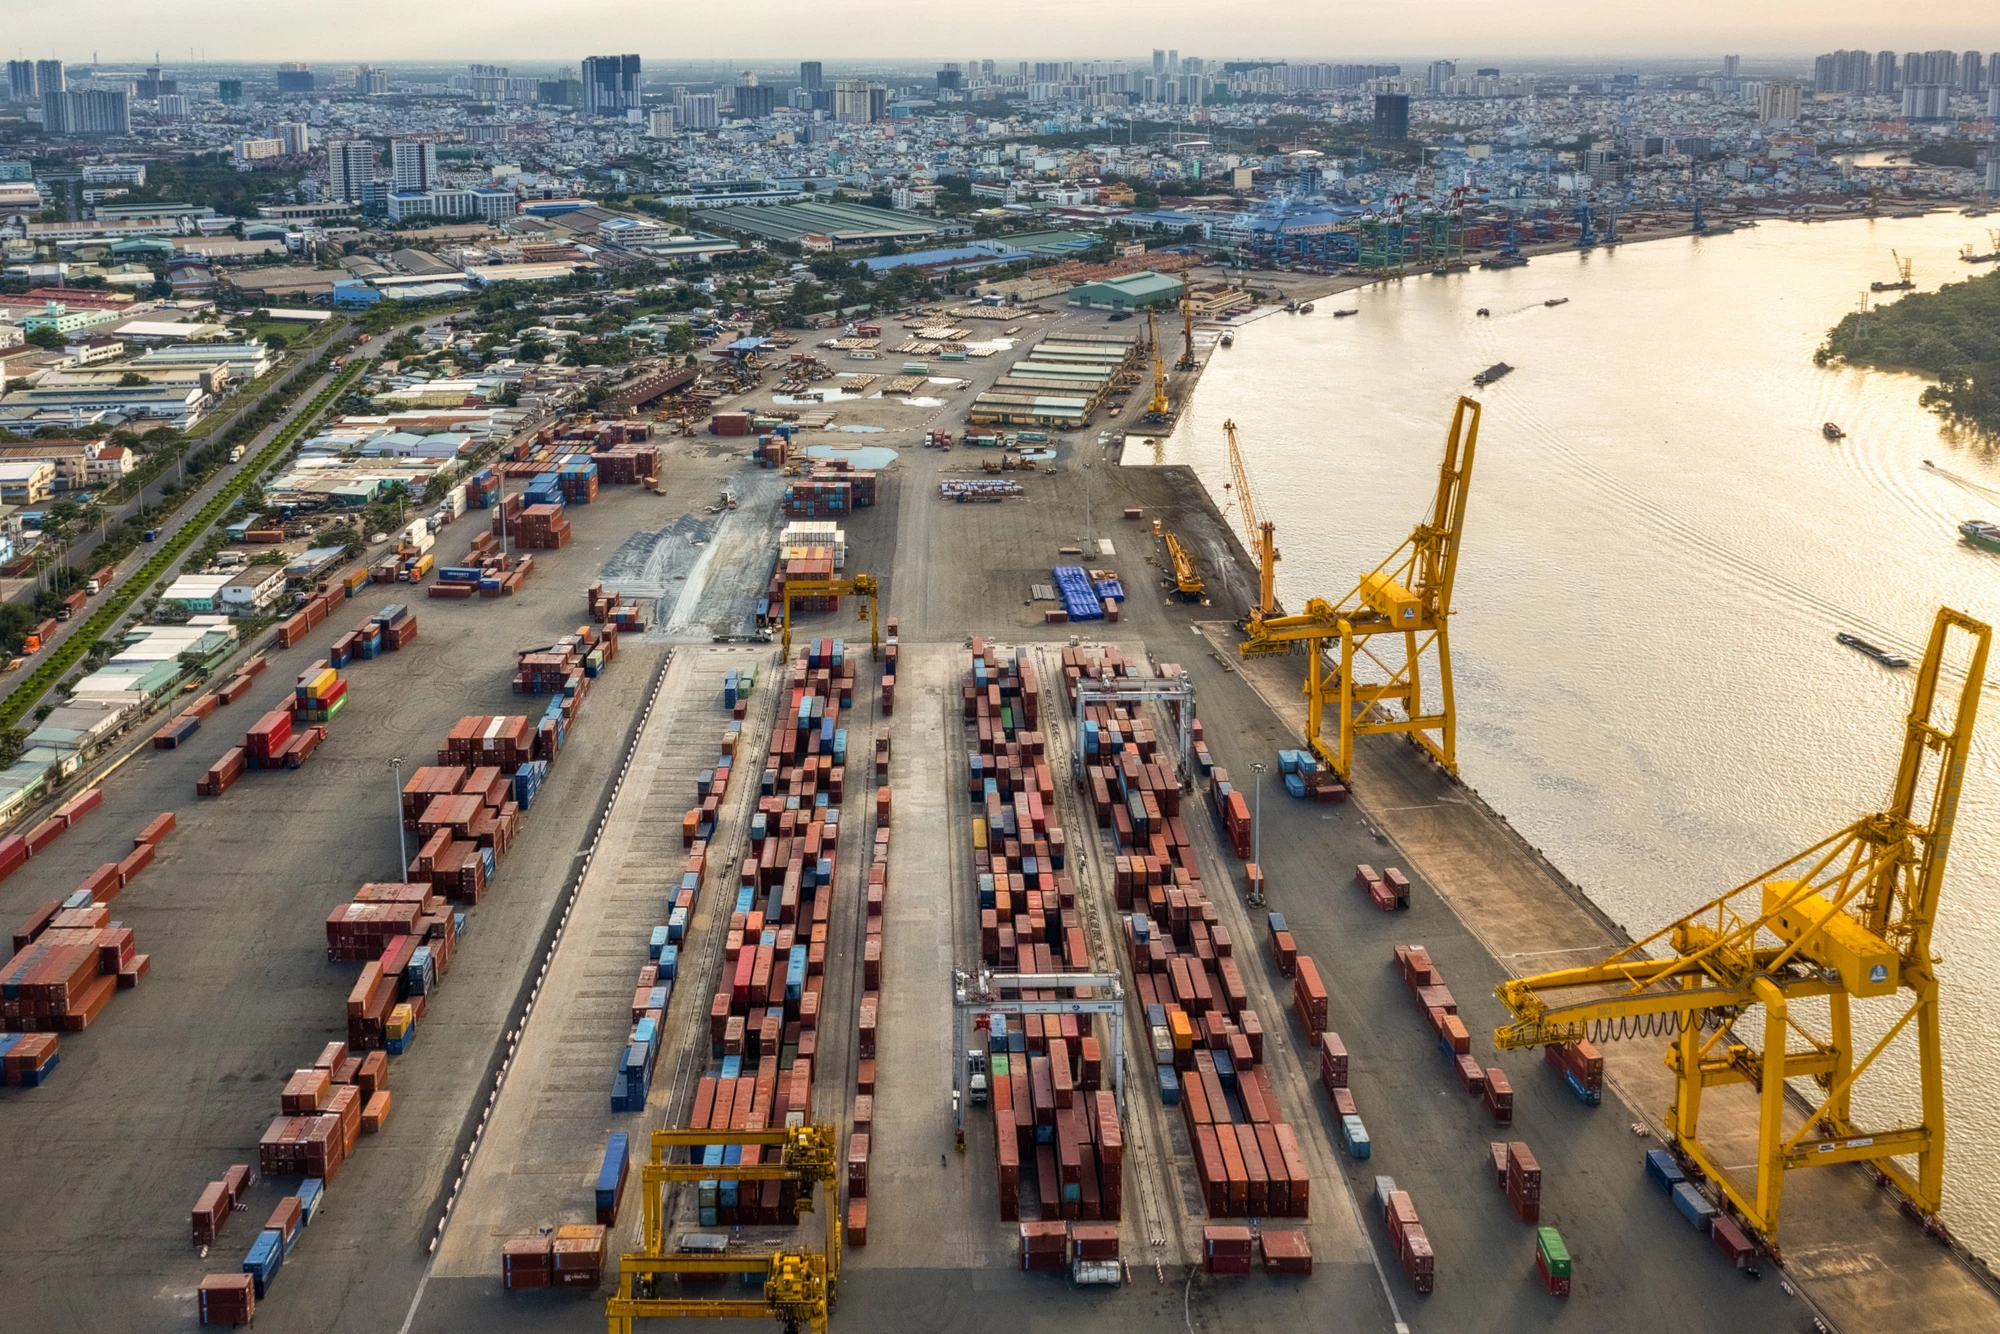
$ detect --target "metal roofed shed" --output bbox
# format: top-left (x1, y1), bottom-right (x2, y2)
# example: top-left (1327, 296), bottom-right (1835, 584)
top-left (1065, 270), bottom-right (1185, 311)
top-left (694, 200), bottom-right (939, 246)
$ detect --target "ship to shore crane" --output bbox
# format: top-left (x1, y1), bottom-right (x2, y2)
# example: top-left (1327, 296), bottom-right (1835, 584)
top-left (779, 573), bottom-right (879, 661)
top-left (1492, 607), bottom-right (1988, 1252)
top-left (1221, 418), bottom-right (1285, 652)
top-left (1142, 306), bottom-right (1171, 421)
top-left (1237, 396), bottom-right (1479, 780)
top-left (606, 1124), bottom-right (842, 1334)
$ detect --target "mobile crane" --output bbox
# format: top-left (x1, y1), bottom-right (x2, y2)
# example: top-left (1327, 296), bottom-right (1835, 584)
top-left (1141, 307), bottom-right (1170, 421)
top-left (1238, 397), bottom-right (1479, 780)
top-left (1493, 607), bottom-right (1986, 1252)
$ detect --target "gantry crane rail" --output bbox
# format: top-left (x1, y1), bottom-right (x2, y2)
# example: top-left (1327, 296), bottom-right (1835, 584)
top-left (1492, 607), bottom-right (1988, 1251)
top-left (607, 1124), bottom-right (842, 1334)
top-left (1222, 419), bottom-right (1285, 652)
top-left (1238, 396), bottom-right (1479, 779)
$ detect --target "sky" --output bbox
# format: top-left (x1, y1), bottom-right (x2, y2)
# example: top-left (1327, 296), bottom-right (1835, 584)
top-left (8, 0), bottom-right (2000, 65)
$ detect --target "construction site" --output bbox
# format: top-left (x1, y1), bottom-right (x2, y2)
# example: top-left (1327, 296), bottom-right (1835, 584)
top-left (0, 287), bottom-right (1995, 1334)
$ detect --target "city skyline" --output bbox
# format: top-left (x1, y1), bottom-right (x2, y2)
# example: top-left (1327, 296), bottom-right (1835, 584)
top-left (7, 0), bottom-right (2000, 63)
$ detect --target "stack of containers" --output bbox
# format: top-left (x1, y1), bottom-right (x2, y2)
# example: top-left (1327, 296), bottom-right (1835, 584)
top-left (879, 616), bottom-right (897, 716)
top-left (962, 641), bottom-right (1127, 1224)
top-left (1391, 943), bottom-right (1489, 1098)
top-left (203, 606), bottom-right (624, 1307)
top-left (1545, 1037), bottom-right (1605, 1105)
top-left (371, 604), bottom-right (418, 651)
top-left (1059, 643), bottom-right (1311, 1217)
top-left (1203, 1224), bottom-right (1253, 1275)
top-left (464, 466), bottom-right (499, 509)
top-left (1503, 1141), bottom-right (1542, 1222)
top-left (0, 787), bottom-right (103, 888)
top-left (1, 823), bottom-right (158, 1046)
top-left (1535, 1227), bottom-right (1572, 1297)
top-left (1205, 767), bottom-right (1254, 860)
top-left (1381, 1187), bottom-right (1435, 1293)
top-left (294, 662), bottom-right (348, 725)
top-left (673, 646), bottom-right (852, 1233)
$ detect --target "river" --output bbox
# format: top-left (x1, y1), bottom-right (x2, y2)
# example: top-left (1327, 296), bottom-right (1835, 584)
top-left (1155, 211), bottom-right (2000, 1257)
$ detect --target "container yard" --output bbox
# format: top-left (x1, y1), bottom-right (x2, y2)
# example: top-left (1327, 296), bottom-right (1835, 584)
top-left (0, 303), bottom-right (1993, 1334)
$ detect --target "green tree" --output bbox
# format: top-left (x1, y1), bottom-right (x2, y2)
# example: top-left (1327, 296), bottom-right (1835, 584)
top-left (25, 327), bottom-right (65, 350)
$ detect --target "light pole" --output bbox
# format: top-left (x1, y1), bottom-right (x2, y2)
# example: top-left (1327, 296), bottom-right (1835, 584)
top-left (390, 757), bottom-right (407, 873)
top-left (1250, 762), bottom-right (1267, 869)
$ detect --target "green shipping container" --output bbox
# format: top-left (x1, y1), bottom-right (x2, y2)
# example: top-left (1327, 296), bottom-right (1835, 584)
top-left (990, 1054), bottom-right (1009, 1077)
top-left (1536, 1226), bottom-right (1571, 1277)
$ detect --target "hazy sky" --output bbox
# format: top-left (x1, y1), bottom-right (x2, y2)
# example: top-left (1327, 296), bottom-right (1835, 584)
top-left (10, 0), bottom-right (2000, 65)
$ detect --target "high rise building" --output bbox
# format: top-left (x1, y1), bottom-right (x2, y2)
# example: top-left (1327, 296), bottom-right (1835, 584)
top-left (1903, 83), bottom-right (1952, 121)
top-left (392, 140), bottom-right (438, 192)
top-left (6, 61), bottom-right (34, 102)
top-left (646, 107), bottom-right (677, 137)
top-left (1962, 50), bottom-right (1986, 95)
top-left (799, 61), bottom-right (823, 92)
top-left (1876, 51), bottom-right (1899, 96)
top-left (833, 77), bottom-right (873, 123)
top-left (1427, 60), bottom-right (1456, 92)
top-left (677, 93), bottom-right (719, 130)
top-left (36, 60), bottom-right (65, 99)
top-left (158, 93), bottom-right (189, 120)
top-left (869, 86), bottom-right (886, 122)
top-left (1758, 79), bottom-right (1801, 123)
top-left (1373, 93), bottom-right (1409, 142)
top-left (581, 54), bottom-right (640, 117)
top-left (1915, 49), bottom-right (1958, 86)
top-left (275, 62), bottom-right (315, 94)
top-left (277, 121), bottom-right (311, 155)
top-left (1152, 50), bottom-right (1166, 75)
top-left (135, 65), bottom-right (176, 99)
top-left (1990, 82), bottom-right (2000, 118)
top-left (357, 66), bottom-right (389, 96)
top-left (734, 81), bottom-right (775, 118)
top-left (327, 139), bottom-right (374, 201)
top-left (937, 64), bottom-right (962, 92)
top-left (218, 79), bottom-right (243, 105)
top-left (1723, 54), bottom-right (1740, 79)
top-left (44, 88), bottom-right (130, 137)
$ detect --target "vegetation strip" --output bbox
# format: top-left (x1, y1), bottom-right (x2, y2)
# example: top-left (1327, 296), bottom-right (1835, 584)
top-left (1818, 268), bottom-right (2000, 436)
top-left (0, 359), bottom-right (366, 731)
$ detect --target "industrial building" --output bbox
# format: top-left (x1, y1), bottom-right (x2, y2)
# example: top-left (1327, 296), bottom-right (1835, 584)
top-left (1065, 270), bottom-right (1185, 311)
top-left (693, 199), bottom-right (941, 247)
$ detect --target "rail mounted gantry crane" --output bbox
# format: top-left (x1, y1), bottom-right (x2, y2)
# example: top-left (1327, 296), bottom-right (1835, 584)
top-left (606, 1124), bottom-right (842, 1334)
top-left (778, 573), bottom-right (879, 661)
top-left (1221, 418), bottom-right (1285, 653)
top-left (1492, 607), bottom-right (1988, 1252)
top-left (1237, 396), bottom-right (1479, 780)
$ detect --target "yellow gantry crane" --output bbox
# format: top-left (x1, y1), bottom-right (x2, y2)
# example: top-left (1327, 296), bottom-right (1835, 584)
top-left (1238, 396), bottom-right (1479, 780)
top-left (1143, 307), bottom-right (1170, 419)
top-left (607, 1125), bottom-right (842, 1334)
top-left (1175, 275), bottom-right (1198, 371)
top-left (779, 573), bottom-right (879, 661)
top-left (1222, 419), bottom-right (1285, 652)
top-left (1493, 607), bottom-right (1988, 1252)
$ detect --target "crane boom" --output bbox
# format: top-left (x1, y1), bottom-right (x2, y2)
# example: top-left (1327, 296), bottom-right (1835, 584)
top-left (1494, 607), bottom-right (1988, 1251)
top-left (1238, 396), bottom-right (1479, 778)
top-left (1223, 419), bottom-right (1284, 649)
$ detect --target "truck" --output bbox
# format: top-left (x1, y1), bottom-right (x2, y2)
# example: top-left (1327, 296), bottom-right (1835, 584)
top-left (967, 1049), bottom-right (989, 1105)
top-left (56, 589), bottom-right (88, 620)
top-left (228, 445), bottom-right (245, 463)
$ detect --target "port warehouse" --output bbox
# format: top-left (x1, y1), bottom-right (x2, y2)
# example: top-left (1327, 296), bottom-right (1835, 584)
top-left (692, 200), bottom-right (945, 248)
top-left (969, 333), bottom-right (1137, 427)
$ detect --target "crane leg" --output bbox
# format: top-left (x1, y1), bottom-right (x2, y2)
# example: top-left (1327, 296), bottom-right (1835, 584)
top-left (1753, 978), bottom-right (1789, 1233)
top-left (1915, 972), bottom-right (1946, 1213)
top-left (1337, 631), bottom-right (1356, 781)
top-left (1824, 991), bottom-right (1854, 1131)
top-left (1433, 622), bottom-right (1458, 774)
top-left (1671, 975), bottom-right (1706, 1143)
